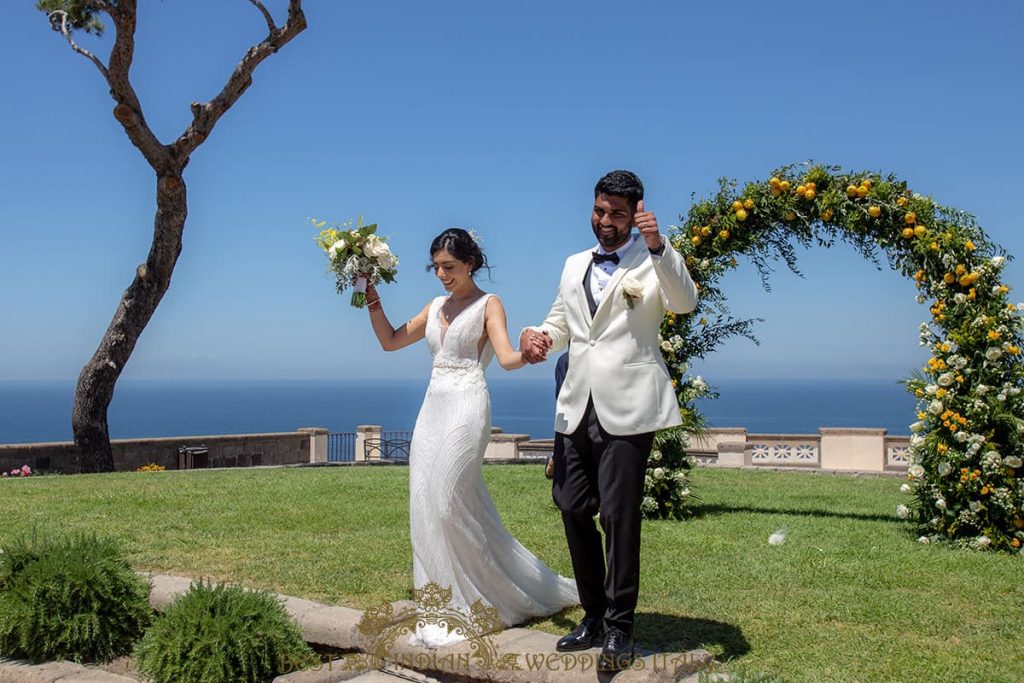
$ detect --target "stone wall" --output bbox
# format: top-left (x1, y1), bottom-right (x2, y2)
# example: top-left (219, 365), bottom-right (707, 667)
top-left (0, 428), bottom-right (328, 474)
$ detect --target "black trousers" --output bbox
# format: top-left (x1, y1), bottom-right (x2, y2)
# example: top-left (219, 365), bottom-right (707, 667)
top-left (551, 396), bottom-right (654, 634)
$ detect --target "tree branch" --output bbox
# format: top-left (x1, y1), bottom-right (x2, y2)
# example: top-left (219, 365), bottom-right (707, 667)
top-left (49, 10), bottom-right (109, 78)
top-left (99, 0), bottom-right (171, 171)
top-left (171, 0), bottom-right (307, 161)
top-left (248, 0), bottom-right (277, 33)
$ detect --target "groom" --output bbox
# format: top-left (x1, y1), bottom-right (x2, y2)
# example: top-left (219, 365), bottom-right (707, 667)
top-left (521, 170), bottom-right (698, 672)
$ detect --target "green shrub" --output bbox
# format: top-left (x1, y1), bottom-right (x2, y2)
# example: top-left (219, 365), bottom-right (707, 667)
top-left (0, 530), bottom-right (152, 663)
top-left (134, 580), bottom-right (317, 683)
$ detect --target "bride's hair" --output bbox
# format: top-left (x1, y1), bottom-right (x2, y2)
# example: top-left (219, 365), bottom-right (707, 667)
top-left (429, 228), bottom-right (491, 277)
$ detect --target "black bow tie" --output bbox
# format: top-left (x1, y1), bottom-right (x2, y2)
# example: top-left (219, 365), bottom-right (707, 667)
top-left (592, 251), bottom-right (620, 265)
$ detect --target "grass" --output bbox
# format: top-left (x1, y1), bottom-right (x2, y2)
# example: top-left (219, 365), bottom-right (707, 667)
top-left (1, 464), bottom-right (1021, 682)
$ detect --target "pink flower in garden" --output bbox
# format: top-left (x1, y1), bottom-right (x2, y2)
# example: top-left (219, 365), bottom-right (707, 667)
top-left (20, 465), bottom-right (31, 476)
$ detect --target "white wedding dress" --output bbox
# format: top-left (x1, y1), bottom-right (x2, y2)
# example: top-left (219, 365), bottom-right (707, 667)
top-left (407, 293), bottom-right (579, 648)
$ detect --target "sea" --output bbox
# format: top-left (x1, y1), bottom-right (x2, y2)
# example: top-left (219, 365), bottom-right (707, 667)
top-left (0, 377), bottom-right (916, 445)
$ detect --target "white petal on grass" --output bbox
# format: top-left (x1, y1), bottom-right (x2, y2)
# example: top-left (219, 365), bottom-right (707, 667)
top-left (768, 526), bottom-right (789, 546)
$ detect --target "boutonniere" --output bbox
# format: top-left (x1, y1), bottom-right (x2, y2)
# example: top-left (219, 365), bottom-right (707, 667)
top-left (621, 278), bottom-right (643, 309)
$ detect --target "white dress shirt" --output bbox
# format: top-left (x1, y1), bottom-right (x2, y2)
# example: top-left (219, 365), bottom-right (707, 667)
top-left (590, 234), bottom-right (662, 306)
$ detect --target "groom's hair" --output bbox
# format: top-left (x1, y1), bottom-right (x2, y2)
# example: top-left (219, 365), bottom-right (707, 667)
top-left (595, 170), bottom-right (644, 210)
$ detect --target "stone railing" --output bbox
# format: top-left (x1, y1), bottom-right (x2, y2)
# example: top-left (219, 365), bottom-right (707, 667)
top-left (1, 426), bottom-right (910, 474)
top-left (517, 428), bottom-right (912, 473)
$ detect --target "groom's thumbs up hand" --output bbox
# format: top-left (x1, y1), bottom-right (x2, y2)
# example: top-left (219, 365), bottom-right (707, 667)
top-left (635, 199), bottom-right (664, 251)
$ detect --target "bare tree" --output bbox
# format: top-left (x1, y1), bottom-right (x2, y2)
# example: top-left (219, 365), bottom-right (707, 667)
top-left (36, 0), bottom-right (307, 472)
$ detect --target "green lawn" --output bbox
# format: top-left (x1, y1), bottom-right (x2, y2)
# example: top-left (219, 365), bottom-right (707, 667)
top-left (1, 465), bottom-right (1020, 683)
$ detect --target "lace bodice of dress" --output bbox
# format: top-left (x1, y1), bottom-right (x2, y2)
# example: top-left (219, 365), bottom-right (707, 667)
top-left (425, 294), bottom-right (495, 383)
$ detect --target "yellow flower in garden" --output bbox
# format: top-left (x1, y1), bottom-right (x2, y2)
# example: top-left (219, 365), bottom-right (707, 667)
top-left (821, 209), bottom-right (833, 221)
top-left (954, 264), bottom-right (965, 275)
top-left (897, 196), bottom-right (908, 207)
top-left (804, 188), bottom-right (816, 200)
top-left (930, 242), bottom-right (940, 251)
top-left (856, 185), bottom-right (868, 198)
top-left (969, 288), bottom-right (977, 300)
top-left (692, 236), bottom-right (702, 246)
top-left (988, 330), bottom-right (1002, 341)
top-left (914, 269), bottom-right (925, 281)
top-left (1007, 345), bottom-right (1020, 355)
top-left (956, 375), bottom-right (964, 383)
top-left (965, 240), bottom-right (976, 251)
top-left (905, 211), bottom-right (917, 225)
top-left (719, 229), bottom-right (731, 240)
top-left (770, 176), bottom-right (781, 187)
top-left (868, 206), bottom-right (881, 218)
top-left (691, 226), bottom-right (700, 235)
top-left (779, 180), bottom-right (791, 191)
top-left (785, 210), bottom-right (796, 221)
top-left (940, 343), bottom-right (951, 352)
top-left (903, 228), bottom-right (915, 239)
top-left (936, 388), bottom-right (947, 398)
top-left (1015, 518), bottom-right (1024, 530)
top-left (732, 200), bottom-right (744, 212)
top-left (701, 226), bottom-right (712, 236)
top-left (846, 184), bottom-right (859, 198)
top-left (914, 225), bottom-right (926, 237)
top-left (937, 443), bottom-right (948, 454)
top-left (736, 209), bottom-right (748, 222)
top-left (1014, 539), bottom-right (1022, 549)
top-left (797, 184), bottom-right (806, 195)
top-left (959, 274), bottom-right (973, 287)
top-left (998, 285), bottom-right (1010, 294)
top-left (699, 317), bottom-right (708, 326)
top-left (862, 179), bottom-right (873, 189)
top-left (743, 198), bottom-right (755, 210)
top-left (917, 411), bottom-right (927, 419)
top-left (943, 273), bottom-right (955, 283)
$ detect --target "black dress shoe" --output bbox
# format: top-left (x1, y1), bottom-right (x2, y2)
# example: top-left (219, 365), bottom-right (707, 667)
top-left (555, 616), bottom-right (605, 652)
top-left (597, 626), bottom-right (635, 672)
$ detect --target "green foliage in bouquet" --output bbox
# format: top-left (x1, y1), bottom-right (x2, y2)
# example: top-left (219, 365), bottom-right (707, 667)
top-left (661, 163), bottom-right (1024, 551)
top-left (0, 530), bottom-right (152, 663)
top-left (133, 580), bottom-right (317, 683)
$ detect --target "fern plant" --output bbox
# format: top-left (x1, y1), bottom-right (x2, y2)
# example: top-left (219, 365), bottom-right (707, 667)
top-left (0, 529), bottom-right (152, 663)
top-left (133, 580), bottom-right (317, 683)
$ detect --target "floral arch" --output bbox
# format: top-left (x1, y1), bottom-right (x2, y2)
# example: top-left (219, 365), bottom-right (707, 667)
top-left (656, 164), bottom-right (1023, 553)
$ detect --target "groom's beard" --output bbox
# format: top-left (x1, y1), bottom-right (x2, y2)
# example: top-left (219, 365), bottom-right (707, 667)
top-left (593, 226), bottom-right (632, 251)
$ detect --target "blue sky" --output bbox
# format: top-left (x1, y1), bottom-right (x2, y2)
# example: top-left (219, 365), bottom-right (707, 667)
top-left (1, 0), bottom-right (1022, 383)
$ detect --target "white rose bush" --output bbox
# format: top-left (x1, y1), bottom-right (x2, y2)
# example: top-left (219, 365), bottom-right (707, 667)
top-left (313, 217), bottom-right (398, 307)
top-left (642, 427), bottom-right (699, 520)
top-left (655, 164), bottom-right (1023, 551)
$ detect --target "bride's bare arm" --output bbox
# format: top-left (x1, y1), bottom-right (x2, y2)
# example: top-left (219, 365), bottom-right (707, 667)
top-left (366, 282), bottom-right (429, 351)
top-left (484, 297), bottom-right (525, 370)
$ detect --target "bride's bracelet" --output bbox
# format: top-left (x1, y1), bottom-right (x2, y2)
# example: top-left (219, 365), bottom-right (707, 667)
top-left (366, 298), bottom-right (382, 312)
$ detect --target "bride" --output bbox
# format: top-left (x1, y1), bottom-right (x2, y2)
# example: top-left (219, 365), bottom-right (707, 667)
top-left (363, 228), bottom-right (579, 648)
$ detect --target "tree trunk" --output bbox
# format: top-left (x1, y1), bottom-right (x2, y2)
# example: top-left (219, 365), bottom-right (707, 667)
top-left (72, 172), bottom-right (187, 472)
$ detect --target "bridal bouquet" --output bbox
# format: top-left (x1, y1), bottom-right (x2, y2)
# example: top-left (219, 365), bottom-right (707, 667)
top-left (313, 217), bottom-right (399, 307)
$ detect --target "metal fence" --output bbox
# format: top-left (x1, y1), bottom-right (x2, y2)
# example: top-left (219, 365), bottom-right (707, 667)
top-left (328, 432), bottom-right (356, 462)
top-left (374, 430), bottom-right (413, 461)
top-left (326, 430), bottom-right (414, 462)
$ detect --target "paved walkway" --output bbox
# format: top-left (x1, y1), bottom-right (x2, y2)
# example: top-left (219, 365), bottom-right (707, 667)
top-left (0, 573), bottom-right (720, 682)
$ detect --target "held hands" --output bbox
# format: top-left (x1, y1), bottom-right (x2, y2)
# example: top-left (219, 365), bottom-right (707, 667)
top-left (519, 329), bottom-right (552, 364)
top-left (634, 199), bottom-right (663, 251)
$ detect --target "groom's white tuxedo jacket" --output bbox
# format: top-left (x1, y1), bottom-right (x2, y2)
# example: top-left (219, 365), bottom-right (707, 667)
top-left (533, 236), bottom-right (698, 436)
